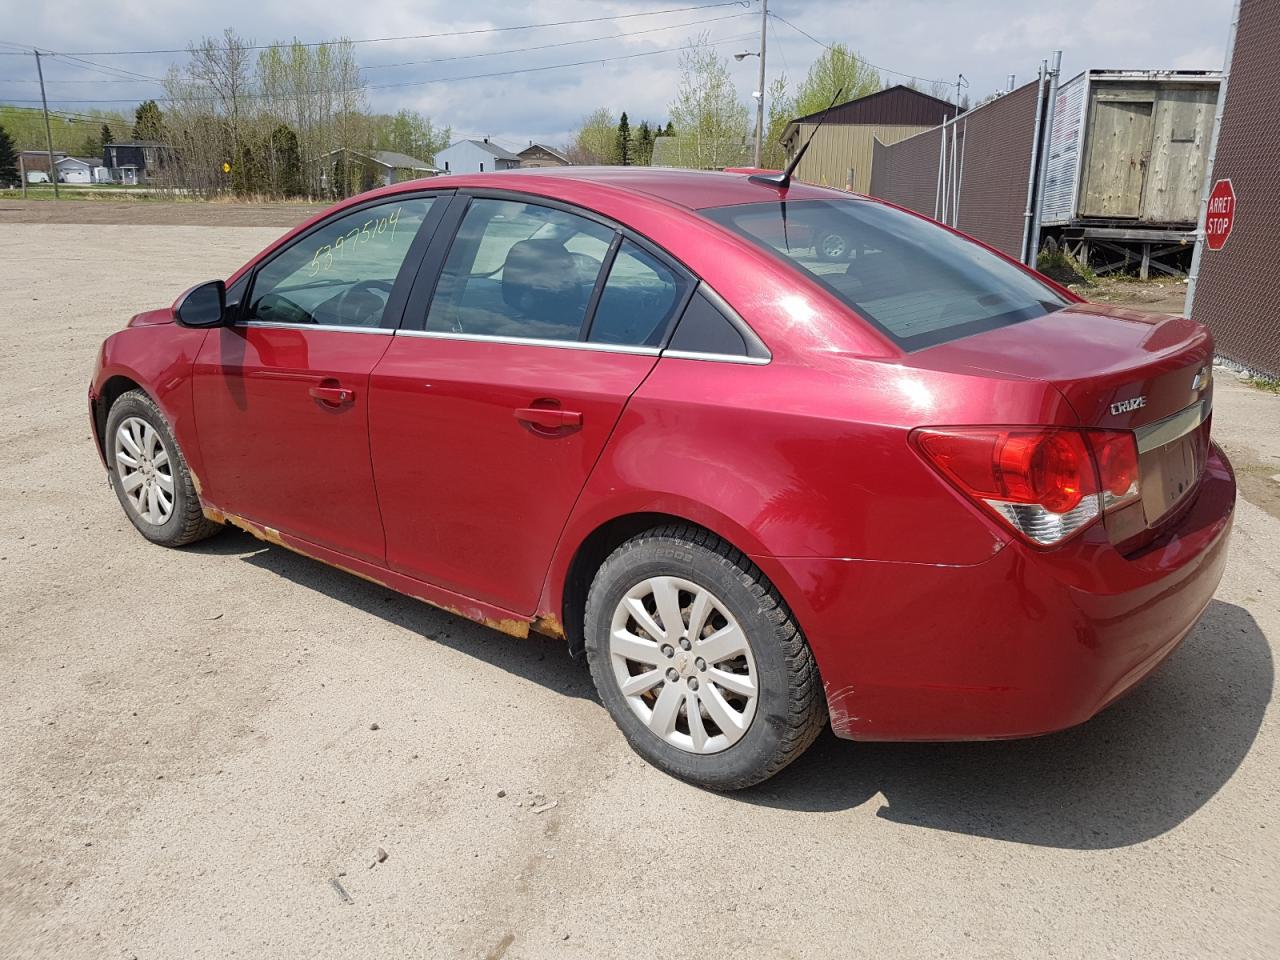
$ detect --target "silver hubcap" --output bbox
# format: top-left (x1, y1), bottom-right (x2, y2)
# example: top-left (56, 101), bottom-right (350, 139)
top-left (609, 576), bottom-right (757, 755)
top-left (114, 416), bottom-right (174, 525)
top-left (821, 234), bottom-right (846, 258)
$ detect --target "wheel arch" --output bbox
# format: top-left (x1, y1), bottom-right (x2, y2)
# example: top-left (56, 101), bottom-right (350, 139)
top-left (93, 374), bottom-right (148, 464)
top-left (546, 507), bottom-right (811, 661)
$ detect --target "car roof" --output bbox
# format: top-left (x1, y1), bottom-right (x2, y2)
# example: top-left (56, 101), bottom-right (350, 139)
top-left (406, 166), bottom-right (862, 211)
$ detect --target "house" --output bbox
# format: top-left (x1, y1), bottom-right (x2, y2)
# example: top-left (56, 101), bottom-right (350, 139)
top-left (435, 138), bottom-right (521, 174)
top-left (55, 156), bottom-right (110, 184)
top-left (103, 141), bottom-right (171, 185)
top-left (780, 85), bottom-right (957, 192)
top-left (314, 148), bottom-right (439, 194)
top-left (517, 143), bottom-right (571, 168)
top-left (18, 149), bottom-right (65, 183)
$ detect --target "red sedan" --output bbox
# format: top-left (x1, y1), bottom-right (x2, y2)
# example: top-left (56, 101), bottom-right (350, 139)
top-left (88, 168), bottom-right (1235, 789)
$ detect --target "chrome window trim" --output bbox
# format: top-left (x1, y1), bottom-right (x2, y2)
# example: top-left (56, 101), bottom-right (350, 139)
top-left (661, 349), bottom-right (771, 366)
top-left (694, 282), bottom-right (772, 362)
top-left (234, 320), bottom-right (393, 335)
top-left (395, 328), bottom-right (660, 356)
top-left (1134, 398), bottom-right (1212, 454)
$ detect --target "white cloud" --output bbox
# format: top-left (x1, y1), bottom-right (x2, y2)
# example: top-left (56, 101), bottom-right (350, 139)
top-left (0, 0), bottom-right (1234, 147)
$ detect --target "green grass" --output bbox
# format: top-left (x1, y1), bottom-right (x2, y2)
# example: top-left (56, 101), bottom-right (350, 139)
top-left (1036, 248), bottom-right (1098, 285)
top-left (1, 185), bottom-right (167, 201)
top-left (1246, 375), bottom-right (1280, 395)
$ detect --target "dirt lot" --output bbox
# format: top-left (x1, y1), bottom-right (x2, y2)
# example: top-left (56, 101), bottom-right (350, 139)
top-left (1, 208), bottom-right (1278, 960)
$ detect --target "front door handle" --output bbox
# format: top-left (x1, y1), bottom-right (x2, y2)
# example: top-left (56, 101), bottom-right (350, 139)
top-left (310, 384), bottom-right (355, 406)
top-left (514, 407), bottom-right (583, 429)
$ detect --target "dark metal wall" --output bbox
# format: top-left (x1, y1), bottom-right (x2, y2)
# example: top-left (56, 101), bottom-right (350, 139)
top-left (1190, 0), bottom-right (1280, 378)
top-left (868, 80), bottom-right (1042, 260)
top-left (952, 82), bottom-right (1041, 259)
top-left (869, 127), bottom-right (942, 221)
top-left (792, 85), bottom-right (957, 127)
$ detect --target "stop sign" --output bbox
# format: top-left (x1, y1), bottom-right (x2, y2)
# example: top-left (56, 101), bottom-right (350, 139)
top-left (1205, 178), bottom-right (1235, 251)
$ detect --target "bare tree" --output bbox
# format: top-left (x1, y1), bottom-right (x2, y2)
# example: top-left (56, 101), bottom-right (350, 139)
top-left (666, 36), bottom-right (750, 169)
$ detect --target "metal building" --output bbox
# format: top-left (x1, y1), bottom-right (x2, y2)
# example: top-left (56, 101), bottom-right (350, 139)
top-left (780, 85), bottom-right (957, 192)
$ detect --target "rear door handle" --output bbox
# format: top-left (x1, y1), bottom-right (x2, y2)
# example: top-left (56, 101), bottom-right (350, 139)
top-left (310, 384), bottom-right (355, 406)
top-left (514, 407), bottom-right (583, 429)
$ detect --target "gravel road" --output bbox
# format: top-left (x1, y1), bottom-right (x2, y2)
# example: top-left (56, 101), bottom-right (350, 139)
top-left (1, 218), bottom-right (1276, 960)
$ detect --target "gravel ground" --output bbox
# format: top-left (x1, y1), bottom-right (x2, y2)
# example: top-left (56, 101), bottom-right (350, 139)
top-left (1, 221), bottom-right (1277, 960)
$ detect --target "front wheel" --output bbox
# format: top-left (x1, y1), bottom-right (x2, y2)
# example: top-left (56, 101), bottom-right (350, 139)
top-left (584, 525), bottom-right (826, 790)
top-left (104, 390), bottom-right (222, 547)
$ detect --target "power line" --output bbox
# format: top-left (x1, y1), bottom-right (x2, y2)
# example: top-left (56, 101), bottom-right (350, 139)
top-left (0, 10), bottom-right (752, 83)
top-left (0, 1), bottom-right (752, 57)
top-left (363, 11), bottom-right (751, 70)
top-left (767, 11), bottom-right (952, 88)
top-left (2, 32), bottom-right (757, 105)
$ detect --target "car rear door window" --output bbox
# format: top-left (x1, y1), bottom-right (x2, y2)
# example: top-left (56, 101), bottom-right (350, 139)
top-left (425, 198), bottom-right (615, 341)
top-left (703, 199), bottom-right (1068, 351)
top-left (246, 196), bottom-right (437, 329)
top-left (587, 240), bottom-right (692, 347)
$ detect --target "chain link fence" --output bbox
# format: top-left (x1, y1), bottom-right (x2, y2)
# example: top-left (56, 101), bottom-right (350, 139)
top-left (1189, 0), bottom-right (1279, 379)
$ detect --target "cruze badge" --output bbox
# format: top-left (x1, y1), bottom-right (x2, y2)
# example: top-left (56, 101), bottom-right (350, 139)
top-left (1191, 366), bottom-right (1211, 393)
top-left (1110, 396), bottom-right (1147, 415)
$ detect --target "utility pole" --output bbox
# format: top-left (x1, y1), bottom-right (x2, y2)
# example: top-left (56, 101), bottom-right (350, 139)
top-left (753, 0), bottom-right (768, 168)
top-left (33, 49), bottom-right (59, 199)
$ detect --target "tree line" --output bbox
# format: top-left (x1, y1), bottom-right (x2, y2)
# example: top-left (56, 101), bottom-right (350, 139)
top-left (153, 29), bottom-right (451, 199)
top-left (566, 34), bottom-right (915, 172)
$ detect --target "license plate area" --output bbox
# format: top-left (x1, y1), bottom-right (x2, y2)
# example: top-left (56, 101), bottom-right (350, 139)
top-left (1136, 399), bottom-right (1212, 527)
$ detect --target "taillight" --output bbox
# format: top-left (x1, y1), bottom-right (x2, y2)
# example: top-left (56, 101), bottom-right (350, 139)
top-left (913, 427), bottom-right (1142, 546)
top-left (1087, 431), bottom-right (1141, 511)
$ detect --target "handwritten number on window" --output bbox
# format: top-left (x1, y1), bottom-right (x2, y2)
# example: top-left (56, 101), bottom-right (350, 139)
top-left (305, 206), bottom-right (403, 277)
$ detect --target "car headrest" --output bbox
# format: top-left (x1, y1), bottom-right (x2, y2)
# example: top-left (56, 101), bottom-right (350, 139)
top-left (501, 239), bottom-right (582, 321)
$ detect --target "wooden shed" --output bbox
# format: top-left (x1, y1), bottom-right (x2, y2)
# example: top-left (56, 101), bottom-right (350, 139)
top-left (780, 85), bottom-right (957, 193)
top-left (1040, 70), bottom-right (1221, 227)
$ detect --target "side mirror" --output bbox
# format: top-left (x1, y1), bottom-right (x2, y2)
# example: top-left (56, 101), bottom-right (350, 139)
top-left (174, 280), bottom-right (227, 328)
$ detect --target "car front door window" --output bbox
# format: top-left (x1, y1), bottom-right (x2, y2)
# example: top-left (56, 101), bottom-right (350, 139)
top-left (248, 197), bottom-right (437, 329)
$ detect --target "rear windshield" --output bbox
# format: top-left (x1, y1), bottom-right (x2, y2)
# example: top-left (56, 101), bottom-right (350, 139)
top-left (703, 199), bottom-right (1069, 351)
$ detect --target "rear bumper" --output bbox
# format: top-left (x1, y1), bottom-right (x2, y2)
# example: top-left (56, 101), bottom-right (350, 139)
top-left (771, 443), bottom-right (1236, 741)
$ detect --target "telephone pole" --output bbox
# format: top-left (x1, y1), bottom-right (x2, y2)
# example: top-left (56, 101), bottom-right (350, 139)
top-left (33, 49), bottom-right (59, 199)
top-left (754, 0), bottom-right (768, 168)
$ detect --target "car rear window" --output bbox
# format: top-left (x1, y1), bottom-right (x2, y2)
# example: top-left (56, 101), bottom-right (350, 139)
top-left (702, 199), bottom-right (1069, 351)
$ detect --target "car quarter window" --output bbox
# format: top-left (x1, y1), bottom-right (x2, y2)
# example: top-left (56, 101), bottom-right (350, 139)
top-left (587, 239), bottom-right (693, 347)
top-left (246, 196), bottom-right (437, 329)
top-left (424, 198), bottom-right (615, 341)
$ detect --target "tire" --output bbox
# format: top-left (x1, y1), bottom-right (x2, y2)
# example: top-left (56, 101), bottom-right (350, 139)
top-left (104, 389), bottom-right (222, 547)
top-left (584, 524), bottom-right (826, 790)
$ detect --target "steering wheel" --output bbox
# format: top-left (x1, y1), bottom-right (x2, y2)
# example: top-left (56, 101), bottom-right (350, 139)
top-left (335, 279), bottom-right (395, 327)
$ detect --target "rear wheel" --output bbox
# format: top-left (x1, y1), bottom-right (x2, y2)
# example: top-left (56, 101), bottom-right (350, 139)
top-left (105, 390), bottom-right (222, 547)
top-left (584, 524), bottom-right (826, 790)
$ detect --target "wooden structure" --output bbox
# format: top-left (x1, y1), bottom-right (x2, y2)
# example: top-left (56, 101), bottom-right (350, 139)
top-left (1039, 70), bottom-right (1221, 277)
top-left (781, 85), bottom-right (957, 193)
top-left (517, 143), bottom-right (571, 168)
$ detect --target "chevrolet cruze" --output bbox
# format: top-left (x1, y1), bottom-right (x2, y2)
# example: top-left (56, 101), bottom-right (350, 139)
top-left (89, 168), bottom-right (1235, 789)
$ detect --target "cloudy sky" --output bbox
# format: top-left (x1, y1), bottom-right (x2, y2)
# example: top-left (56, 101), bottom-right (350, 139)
top-left (0, 0), bottom-right (1235, 149)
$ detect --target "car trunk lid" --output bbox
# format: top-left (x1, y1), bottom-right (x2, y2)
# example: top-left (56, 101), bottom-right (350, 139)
top-left (913, 302), bottom-right (1215, 544)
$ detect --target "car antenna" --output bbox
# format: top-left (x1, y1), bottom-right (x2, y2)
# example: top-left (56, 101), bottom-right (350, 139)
top-left (749, 86), bottom-right (845, 190)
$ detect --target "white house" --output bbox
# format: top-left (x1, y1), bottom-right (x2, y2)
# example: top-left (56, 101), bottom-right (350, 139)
top-left (435, 138), bottom-right (521, 175)
top-left (55, 156), bottom-right (110, 184)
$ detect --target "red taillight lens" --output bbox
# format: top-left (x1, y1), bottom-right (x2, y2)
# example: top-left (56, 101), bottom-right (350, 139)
top-left (1087, 431), bottom-right (1141, 509)
top-left (914, 426), bottom-right (1141, 546)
